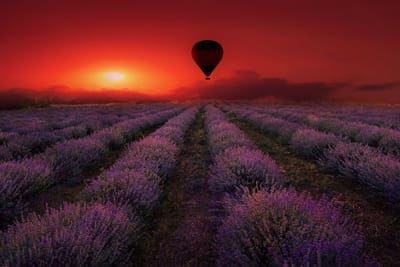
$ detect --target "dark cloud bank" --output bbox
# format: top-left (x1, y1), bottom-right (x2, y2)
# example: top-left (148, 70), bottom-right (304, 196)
top-left (172, 70), bottom-right (347, 101)
top-left (170, 70), bottom-right (398, 103)
top-left (0, 70), bottom-right (398, 110)
top-left (356, 82), bottom-right (399, 91)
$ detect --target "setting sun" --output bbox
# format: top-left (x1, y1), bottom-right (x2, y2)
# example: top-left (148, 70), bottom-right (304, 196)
top-left (105, 72), bottom-right (125, 82)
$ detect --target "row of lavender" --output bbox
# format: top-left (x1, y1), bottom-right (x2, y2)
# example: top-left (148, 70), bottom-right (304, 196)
top-left (0, 107), bottom-right (199, 266)
top-left (0, 106), bottom-right (183, 222)
top-left (308, 105), bottom-right (400, 130)
top-left (0, 104), bottom-right (171, 161)
top-left (223, 104), bottom-right (400, 203)
top-left (0, 103), bottom-right (153, 134)
top-left (257, 103), bottom-right (400, 130)
top-left (251, 104), bottom-right (400, 158)
top-left (205, 105), bottom-right (368, 266)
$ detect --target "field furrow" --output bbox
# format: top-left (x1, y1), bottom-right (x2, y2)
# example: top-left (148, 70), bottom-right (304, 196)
top-left (139, 108), bottom-right (216, 266)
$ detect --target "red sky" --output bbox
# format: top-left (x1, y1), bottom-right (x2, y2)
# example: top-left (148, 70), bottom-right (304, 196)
top-left (0, 0), bottom-right (399, 101)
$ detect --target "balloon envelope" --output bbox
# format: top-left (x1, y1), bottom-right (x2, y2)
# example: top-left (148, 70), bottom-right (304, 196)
top-left (192, 40), bottom-right (223, 80)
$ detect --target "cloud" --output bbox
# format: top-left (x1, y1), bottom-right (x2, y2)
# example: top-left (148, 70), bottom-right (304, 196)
top-left (356, 82), bottom-right (399, 91)
top-left (172, 70), bottom-right (347, 101)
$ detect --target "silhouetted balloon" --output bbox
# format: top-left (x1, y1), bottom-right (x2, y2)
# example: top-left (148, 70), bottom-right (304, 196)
top-left (192, 40), bottom-right (223, 80)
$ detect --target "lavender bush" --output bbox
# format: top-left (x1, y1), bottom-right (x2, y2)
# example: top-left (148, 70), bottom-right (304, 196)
top-left (110, 107), bottom-right (199, 182)
top-left (210, 147), bottom-right (283, 194)
top-left (0, 106), bottom-right (199, 266)
top-left (0, 106), bottom-right (182, 220)
top-left (314, 118), bottom-right (400, 158)
top-left (0, 104), bottom-right (174, 162)
top-left (355, 125), bottom-right (387, 147)
top-left (247, 104), bottom-right (400, 158)
top-left (290, 128), bottom-right (340, 160)
top-left (44, 108), bottom-right (181, 183)
top-left (0, 202), bottom-right (139, 266)
top-left (82, 169), bottom-right (160, 216)
top-left (222, 105), bottom-right (302, 144)
top-left (378, 132), bottom-right (400, 158)
top-left (45, 137), bottom-right (107, 182)
top-left (206, 106), bottom-right (254, 155)
top-left (91, 126), bottom-right (125, 149)
top-left (314, 118), bottom-right (363, 141)
top-left (83, 107), bottom-right (198, 217)
top-left (206, 105), bottom-right (283, 194)
top-left (215, 189), bottom-right (366, 266)
top-left (117, 136), bottom-right (178, 182)
top-left (0, 159), bottom-right (53, 218)
top-left (321, 142), bottom-right (400, 202)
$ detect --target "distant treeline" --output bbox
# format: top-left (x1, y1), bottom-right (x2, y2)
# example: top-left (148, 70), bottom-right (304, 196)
top-left (0, 91), bottom-right (50, 110)
top-left (0, 88), bottom-right (155, 110)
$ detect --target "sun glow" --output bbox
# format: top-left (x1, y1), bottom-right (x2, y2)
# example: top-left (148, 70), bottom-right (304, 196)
top-left (105, 72), bottom-right (125, 82)
top-left (62, 63), bottom-right (173, 94)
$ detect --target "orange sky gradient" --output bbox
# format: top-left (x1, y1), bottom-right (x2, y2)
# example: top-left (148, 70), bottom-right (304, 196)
top-left (0, 0), bottom-right (399, 102)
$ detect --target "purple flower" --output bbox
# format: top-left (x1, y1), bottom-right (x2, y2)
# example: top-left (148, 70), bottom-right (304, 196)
top-left (290, 128), bottom-right (340, 160)
top-left (0, 159), bottom-right (53, 217)
top-left (0, 202), bottom-right (139, 266)
top-left (206, 106), bottom-right (255, 155)
top-left (222, 105), bottom-right (302, 144)
top-left (45, 137), bottom-right (107, 182)
top-left (82, 169), bottom-right (160, 215)
top-left (118, 136), bottom-right (178, 182)
top-left (215, 189), bottom-right (366, 266)
top-left (81, 107), bottom-right (199, 218)
top-left (321, 142), bottom-right (400, 202)
top-left (378, 131), bottom-right (400, 158)
top-left (210, 147), bottom-right (283, 194)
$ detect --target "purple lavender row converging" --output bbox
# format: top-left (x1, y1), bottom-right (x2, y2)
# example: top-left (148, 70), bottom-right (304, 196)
top-left (0, 106), bottom-right (183, 219)
top-left (249, 104), bottom-right (400, 158)
top-left (82, 106), bottom-right (199, 215)
top-left (0, 104), bottom-right (173, 161)
top-left (225, 104), bottom-right (400, 203)
top-left (206, 105), bottom-right (369, 266)
top-left (0, 106), bottom-right (199, 266)
top-left (206, 105), bottom-right (282, 194)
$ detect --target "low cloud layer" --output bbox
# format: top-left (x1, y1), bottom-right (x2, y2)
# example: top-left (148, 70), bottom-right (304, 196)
top-left (172, 70), bottom-right (347, 101)
top-left (356, 82), bottom-right (399, 91)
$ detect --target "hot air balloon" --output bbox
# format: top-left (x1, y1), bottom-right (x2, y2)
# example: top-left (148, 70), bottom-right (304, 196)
top-left (192, 40), bottom-right (223, 80)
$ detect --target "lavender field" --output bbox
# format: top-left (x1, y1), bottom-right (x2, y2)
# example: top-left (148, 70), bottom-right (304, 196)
top-left (0, 103), bottom-right (399, 266)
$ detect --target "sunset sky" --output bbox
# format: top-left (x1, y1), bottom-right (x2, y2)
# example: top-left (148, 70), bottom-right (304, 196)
top-left (0, 0), bottom-right (399, 101)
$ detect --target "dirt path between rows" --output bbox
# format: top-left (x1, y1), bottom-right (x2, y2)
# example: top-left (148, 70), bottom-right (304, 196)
top-left (227, 112), bottom-right (400, 266)
top-left (138, 109), bottom-right (216, 266)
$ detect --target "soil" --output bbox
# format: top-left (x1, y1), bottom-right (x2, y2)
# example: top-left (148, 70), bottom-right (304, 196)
top-left (138, 109), bottom-right (217, 266)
